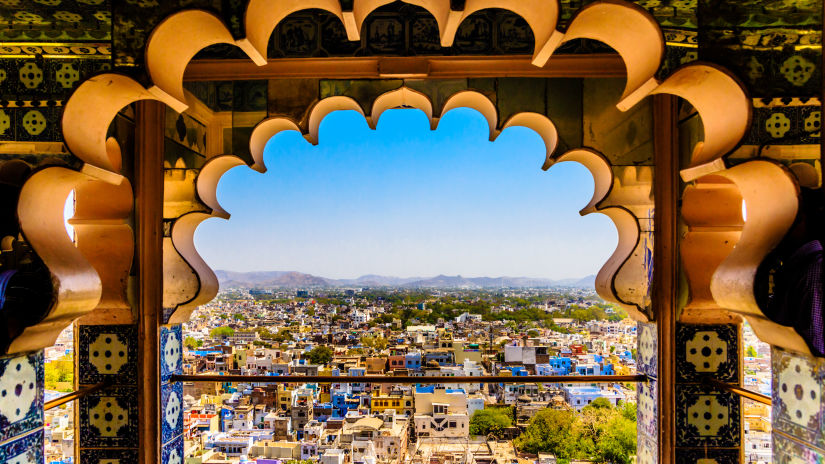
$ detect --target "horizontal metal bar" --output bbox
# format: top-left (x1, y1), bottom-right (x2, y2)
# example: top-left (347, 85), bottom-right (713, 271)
top-left (170, 374), bottom-right (647, 384)
top-left (704, 378), bottom-right (772, 406)
top-left (44, 382), bottom-right (109, 411)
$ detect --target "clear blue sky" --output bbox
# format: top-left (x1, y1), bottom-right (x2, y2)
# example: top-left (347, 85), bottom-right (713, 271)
top-left (194, 108), bottom-right (617, 280)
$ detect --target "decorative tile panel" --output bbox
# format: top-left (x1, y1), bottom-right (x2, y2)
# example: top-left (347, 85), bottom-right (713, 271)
top-left (637, 434), bottom-right (658, 464)
top-left (676, 384), bottom-right (741, 448)
top-left (161, 382), bottom-right (183, 445)
top-left (638, 321), bottom-right (658, 378)
top-left (772, 346), bottom-right (824, 448)
top-left (773, 430), bottom-right (825, 464)
top-left (78, 325), bottom-right (138, 385)
top-left (0, 429), bottom-right (43, 464)
top-left (161, 324), bottom-right (183, 383)
top-left (638, 378), bottom-right (658, 439)
top-left (676, 324), bottom-right (739, 382)
top-left (78, 386), bottom-right (139, 448)
top-left (161, 434), bottom-right (184, 464)
top-left (78, 448), bottom-right (139, 464)
top-left (674, 447), bottom-right (740, 464)
top-left (0, 351), bottom-right (43, 443)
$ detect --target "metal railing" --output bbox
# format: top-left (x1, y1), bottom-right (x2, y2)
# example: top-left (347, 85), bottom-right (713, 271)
top-left (703, 377), bottom-right (772, 406)
top-left (170, 374), bottom-right (648, 384)
top-left (44, 381), bottom-right (109, 411)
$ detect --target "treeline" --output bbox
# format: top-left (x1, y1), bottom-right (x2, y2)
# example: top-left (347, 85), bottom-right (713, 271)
top-left (516, 400), bottom-right (637, 464)
top-left (368, 298), bottom-right (626, 329)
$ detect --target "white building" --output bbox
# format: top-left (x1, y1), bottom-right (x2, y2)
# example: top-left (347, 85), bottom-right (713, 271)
top-left (562, 386), bottom-right (625, 411)
top-left (413, 387), bottom-right (469, 439)
top-left (321, 449), bottom-right (347, 464)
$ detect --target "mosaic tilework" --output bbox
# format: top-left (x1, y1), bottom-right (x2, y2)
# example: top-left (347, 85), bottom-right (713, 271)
top-left (637, 434), bottom-right (658, 464)
top-left (161, 381), bottom-right (183, 444)
top-left (78, 386), bottom-right (139, 448)
top-left (637, 321), bottom-right (659, 462)
top-left (674, 447), bottom-right (740, 464)
top-left (0, 351), bottom-right (43, 443)
top-left (160, 324), bottom-right (183, 383)
top-left (77, 324), bottom-right (140, 458)
top-left (638, 321), bottom-right (658, 378)
top-left (0, 2), bottom-right (112, 42)
top-left (772, 346), bottom-right (825, 450)
top-left (161, 433), bottom-right (184, 464)
top-left (161, 324), bottom-right (184, 460)
top-left (697, 0), bottom-right (821, 98)
top-left (638, 378), bottom-right (658, 438)
top-left (773, 430), bottom-right (825, 463)
top-left (0, 428), bottom-right (44, 464)
top-left (77, 448), bottom-right (140, 464)
top-left (675, 324), bottom-right (741, 458)
top-left (676, 324), bottom-right (739, 383)
top-left (78, 324), bottom-right (138, 384)
top-left (741, 100), bottom-right (822, 146)
top-left (676, 384), bottom-right (741, 447)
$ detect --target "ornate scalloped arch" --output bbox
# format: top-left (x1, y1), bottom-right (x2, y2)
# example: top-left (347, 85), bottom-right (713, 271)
top-left (12, 0), bottom-right (776, 356)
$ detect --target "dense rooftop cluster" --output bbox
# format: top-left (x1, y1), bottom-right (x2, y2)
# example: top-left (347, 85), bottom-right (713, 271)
top-left (177, 287), bottom-right (639, 464)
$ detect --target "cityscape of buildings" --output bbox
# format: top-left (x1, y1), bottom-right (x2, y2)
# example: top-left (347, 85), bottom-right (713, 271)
top-left (43, 285), bottom-right (772, 464)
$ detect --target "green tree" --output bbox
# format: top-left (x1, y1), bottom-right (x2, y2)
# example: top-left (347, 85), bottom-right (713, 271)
top-left (361, 334), bottom-right (389, 351)
top-left (184, 336), bottom-right (199, 350)
top-left (233, 313), bottom-right (246, 321)
top-left (594, 409), bottom-right (637, 464)
top-left (587, 397), bottom-right (613, 409)
top-left (469, 408), bottom-right (513, 438)
top-left (307, 346), bottom-right (333, 365)
top-left (44, 356), bottom-right (74, 392)
top-left (272, 328), bottom-right (293, 343)
top-left (210, 326), bottom-right (235, 338)
top-left (515, 408), bottom-right (577, 458)
top-left (746, 345), bottom-right (758, 358)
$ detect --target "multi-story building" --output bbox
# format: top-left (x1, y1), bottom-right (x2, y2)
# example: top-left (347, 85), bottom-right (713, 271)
top-left (413, 387), bottom-right (469, 439)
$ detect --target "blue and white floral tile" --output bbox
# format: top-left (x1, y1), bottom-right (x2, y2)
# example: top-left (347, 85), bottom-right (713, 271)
top-left (773, 430), bottom-right (825, 463)
top-left (77, 448), bottom-right (139, 464)
top-left (161, 433), bottom-right (184, 464)
top-left (78, 386), bottom-right (139, 448)
top-left (637, 433), bottom-right (658, 464)
top-left (771, 346), bottom-right (823, 448)
top-left (638, 322), bottom-right (658, 378)
top-left (161, 381), bottom-right (183, 445)
top-left (676, 384), bottom-right (741, 448)
top-left (676, 324), bottom-right (739, 383)
top-left (638, 378), bottom-right (658, 439)
top-left (674, 448), bottom-right (740, 464)
top-left (78, 325), bottom-right (138, 385)
top-left (0, 429), bottom-right (43, 464)
top-left (160, 324), bottom-right (182, 383)
top-left (0, 351), bottom-right (43, 443)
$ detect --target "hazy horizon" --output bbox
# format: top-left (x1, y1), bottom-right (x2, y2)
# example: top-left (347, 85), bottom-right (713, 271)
top-left (195, 108), bottom-right (617, 280)
top-left (213, 269), bottom-right (597, 280)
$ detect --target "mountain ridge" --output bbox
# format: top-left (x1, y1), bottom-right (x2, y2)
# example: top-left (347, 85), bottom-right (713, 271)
top-left (214, 270), bottom-right (596, 289)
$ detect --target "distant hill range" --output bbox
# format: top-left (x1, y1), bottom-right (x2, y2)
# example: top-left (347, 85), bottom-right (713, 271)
top-left (215, 270), bottom-right (596, 289)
